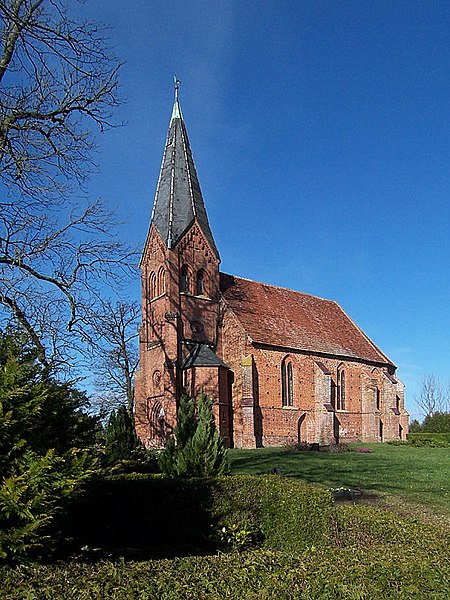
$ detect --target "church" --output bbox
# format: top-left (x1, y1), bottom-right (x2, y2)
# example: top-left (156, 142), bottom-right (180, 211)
top-left (134, 87), bottom-right (409, 448)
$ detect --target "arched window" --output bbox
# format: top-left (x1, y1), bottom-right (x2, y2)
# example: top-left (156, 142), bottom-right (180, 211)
top-left (196, 269), bottom-right (205, 295)
top-left (281, 357), bottom-right (294, 407)
top-left (337, 368), bottom-right (345, 410)
top-left (149, 271), bottom-right (157, 299)
top-left (375, 387), bottom-right (381, 411)
top-left (180, 265), bottom-right (189, 293)
top-left (157, 267), bottom-right (165, 296)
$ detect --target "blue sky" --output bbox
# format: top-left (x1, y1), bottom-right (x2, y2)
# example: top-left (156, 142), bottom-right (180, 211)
top-left (75, 0), bottom-right (450, 421)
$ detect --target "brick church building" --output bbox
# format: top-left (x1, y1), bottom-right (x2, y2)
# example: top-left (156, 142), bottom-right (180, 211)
top-left (134, 87), bottom-right (409, 448)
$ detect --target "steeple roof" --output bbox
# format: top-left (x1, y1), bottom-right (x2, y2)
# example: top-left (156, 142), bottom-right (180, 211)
top-left (150, 86), bottom-right (219, 258)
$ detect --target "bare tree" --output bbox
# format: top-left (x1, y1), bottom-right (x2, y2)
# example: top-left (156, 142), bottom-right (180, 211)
top-left (0, 0), bottom-right (120, 202)
top-left (0, 1), bottom-right (136, 368)
top-left (416, 374), bottom-right (445, 417)
top-left (90, 300), bottom-right (140, 417)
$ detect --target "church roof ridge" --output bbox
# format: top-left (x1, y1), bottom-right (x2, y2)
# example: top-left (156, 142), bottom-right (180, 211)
top-left (219, 271), bottom-right (337, 304)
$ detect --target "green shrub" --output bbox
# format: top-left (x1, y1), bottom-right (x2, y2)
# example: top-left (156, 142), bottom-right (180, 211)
top-left (1, 515), bottom-right (449, 600)
top-left (406, 432), bottom-right (450, 447)
top-left (421, 411), bottom-right (450, 433)
top-left (0, 330), bottom-right (98, 562)
top-left (159, 393), bottom-right (229, 477)
top-left (103, 405), bottom-right (142, 465)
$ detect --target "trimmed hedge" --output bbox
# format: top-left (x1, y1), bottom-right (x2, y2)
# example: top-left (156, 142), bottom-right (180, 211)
top-left (406, 432), bottom-right (450, 446)
top-left (2, 505), bottom-right (449, 599)
top-left (209, 476), bottom-right (332, 553)
top-left (48, 474), bottom-right (332, 558)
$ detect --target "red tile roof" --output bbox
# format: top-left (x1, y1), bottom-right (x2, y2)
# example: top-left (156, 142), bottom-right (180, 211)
top-left (220, 273), bottom-right (395, 367)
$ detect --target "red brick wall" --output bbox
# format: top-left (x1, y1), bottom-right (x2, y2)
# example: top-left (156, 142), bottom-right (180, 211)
top-left (217, 301), bottom-right (408, 447)
top-left (136, 227), bottom-right (408, 449)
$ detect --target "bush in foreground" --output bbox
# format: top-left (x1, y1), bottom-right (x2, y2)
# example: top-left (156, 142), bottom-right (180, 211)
top-left (159, 393), bottom-right (229, 477)
top-left (0, 330), bottom-right (98, 562)
top-left (1, 505), bottom-right (449, 599)
top-left (103, 405), bottom-right (142, 465)
top-left (49, 474), bottom-right (332, 558)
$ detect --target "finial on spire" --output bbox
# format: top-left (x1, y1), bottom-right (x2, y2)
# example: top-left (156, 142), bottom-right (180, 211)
top-left (174, 75), bottom-right (181, 100)
top-left (171, 76), bottom-right (182, 121)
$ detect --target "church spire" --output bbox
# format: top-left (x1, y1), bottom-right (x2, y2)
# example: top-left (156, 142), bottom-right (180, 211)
top-left (149, 80), bottom-right (219, 258)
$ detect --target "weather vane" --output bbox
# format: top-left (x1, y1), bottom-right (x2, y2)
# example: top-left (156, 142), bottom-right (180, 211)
top-left (174, 75), bottom-right (181, 100)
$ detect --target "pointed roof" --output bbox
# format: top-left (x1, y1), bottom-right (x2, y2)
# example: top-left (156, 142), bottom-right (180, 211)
top-left (150, 85), bottom-right (219, 258)
top-left (181, 343), bottom-right (229, 369)
top-left (220, 273), bottom-right (396, 368)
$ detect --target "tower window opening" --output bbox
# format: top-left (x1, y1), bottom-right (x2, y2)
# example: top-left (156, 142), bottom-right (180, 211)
top-left (180, 265), bottom-right (189, 293)
top-left (196, 269), bottom-right (205, 295)
top-left (149, 271), bottom-right (157, 299)
top-left (157, 267), bottom-right (166, 296)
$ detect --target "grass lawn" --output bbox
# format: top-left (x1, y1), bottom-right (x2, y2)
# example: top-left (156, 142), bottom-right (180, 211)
top-left (229, 444), bottom-right (450, 525)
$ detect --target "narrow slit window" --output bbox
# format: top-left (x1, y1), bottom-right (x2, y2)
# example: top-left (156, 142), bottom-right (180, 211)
top-left (180, 266), bottom-right (189, 293)
top-left (337, 369), bottom-right (345, 410)
top-left (282, 358), bottom-right (294, 407)
top-left (196, 269), bottom-right (205, 295)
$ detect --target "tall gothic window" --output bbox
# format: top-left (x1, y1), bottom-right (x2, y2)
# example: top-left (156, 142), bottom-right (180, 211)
top-left (196, 269), bottom-right (205, 295)
top-left (337, 368), bottom-right (346, 410)
top-left (157, 267), bottom-right (165, 296)
top-left (281, 358), bottom-right (294, 407)
top-left (149, 271), bottom-right (157, 299)
top-left (180, 265), bottom-right (189, 293)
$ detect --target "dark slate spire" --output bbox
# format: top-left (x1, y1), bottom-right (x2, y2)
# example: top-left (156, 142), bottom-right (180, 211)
top-left (150, 81), bottom-right (219, 258)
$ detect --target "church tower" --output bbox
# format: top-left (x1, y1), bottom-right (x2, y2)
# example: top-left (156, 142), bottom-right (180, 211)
top-left (134, 83), bottom-right (233, 447)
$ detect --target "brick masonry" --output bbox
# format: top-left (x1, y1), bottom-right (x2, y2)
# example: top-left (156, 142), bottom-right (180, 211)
top-left (135, 223), bottom-right (409, 448)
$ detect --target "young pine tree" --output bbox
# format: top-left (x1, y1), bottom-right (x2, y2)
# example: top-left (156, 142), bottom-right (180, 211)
top-left (104, 405), bottom-right (142, 465)
top-left (159, 392), bottom-right (229, 477)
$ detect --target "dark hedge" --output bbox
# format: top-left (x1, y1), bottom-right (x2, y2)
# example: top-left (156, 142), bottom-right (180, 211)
top-left (47, 474), bottom-right (333, 559)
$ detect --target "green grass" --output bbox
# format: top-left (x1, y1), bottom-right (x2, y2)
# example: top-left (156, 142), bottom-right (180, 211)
top-left (229, 444), bottom-right (450, 524)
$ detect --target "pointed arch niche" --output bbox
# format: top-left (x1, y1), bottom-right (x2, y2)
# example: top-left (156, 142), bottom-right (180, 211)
top-left (371, 367), bottom-right (381, 411)
top-left (148, 400), bottom-right (165, 442)
top-left (157, 267), bottom-right (166, 296)
top-left (196, 268), bottom-right (206, 296)
top-left (149, 271), bottom-right (157, 299)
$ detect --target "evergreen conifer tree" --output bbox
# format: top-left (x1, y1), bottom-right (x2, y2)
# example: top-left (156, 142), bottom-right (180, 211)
top-left (0, 329), bottom-right (98, 561)
top-left (159, 392), bottom-right (229, 477)
top-left (104, 405), bottom-right (142, 465)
